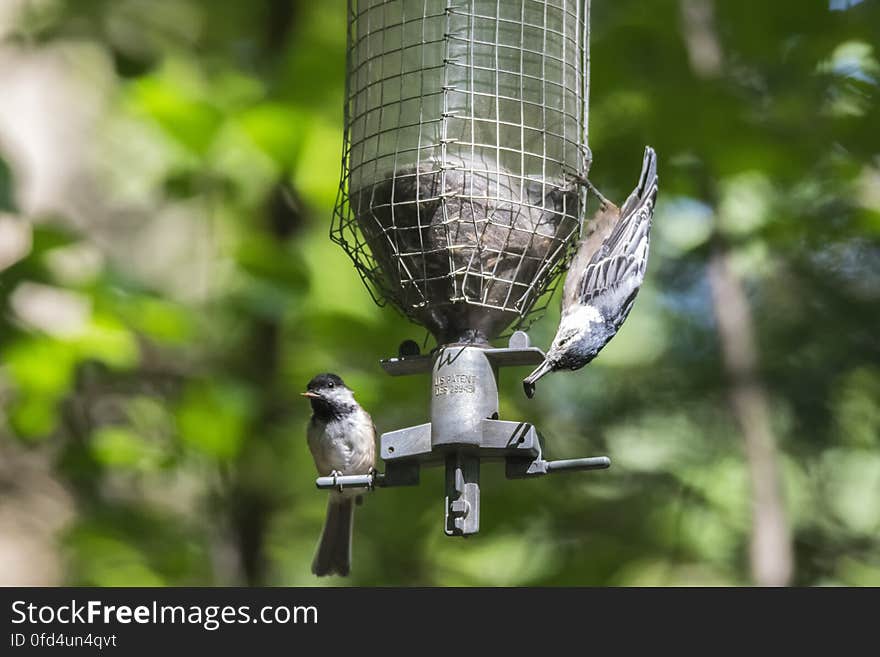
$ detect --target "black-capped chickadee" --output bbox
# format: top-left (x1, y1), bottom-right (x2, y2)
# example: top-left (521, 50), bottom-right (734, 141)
top-left (302, 373), bottom-right (376, 577)
top-left (523, 147), bottom-right (659, 398)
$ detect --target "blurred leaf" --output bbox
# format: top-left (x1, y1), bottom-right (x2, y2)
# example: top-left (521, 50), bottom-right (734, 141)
top-left (90, 425), bottom-right (161, 470)
top-left (130, 68), bottom-right (223, 156)
top-left (832, 367), bottom-right (880, 447)
top-left (605, 412), bottom-right (702, 473)
top-left (292, 117), bottom-right (344, 209)
top-left (8, 394), bottom-right (60, 440)
top-left (837, 557), bottom-right (880, 586)
top-left (117, 296), bottom-right (195, 344)
top-left (821, 449), bottom-right (880, 535)
top-left (236, 234), bottom-right (310, 292)
top-left (430, 531), bottom-right (560, 586)
top-left (72, 315), bottom-right (140, 369)
top-left (613, 560), bottom-right (734, 586)
top-left (655, 197), bottom-right (714, 255)
top-left (176, 380), bottom-right (255, 461)
top-left (65, 509), bottom-right (212, 586)
top-left (67, 532), bottom-right (166, 586)
top-left (718, 172), bottom-right (774, 238)
top-left (237, 103), bottom-right (306, 170)
top-left (4, 337), bottom-right (76, 396)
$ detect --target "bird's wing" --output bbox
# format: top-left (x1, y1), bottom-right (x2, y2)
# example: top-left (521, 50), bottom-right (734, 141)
top-left (575, 147), bottom-right (658, 325)
top-left (562, 203), bottom-right (619, 309)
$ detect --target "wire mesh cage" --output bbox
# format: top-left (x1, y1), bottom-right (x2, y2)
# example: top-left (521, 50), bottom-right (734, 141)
top-left (332, 0), bottom-right (591, 344)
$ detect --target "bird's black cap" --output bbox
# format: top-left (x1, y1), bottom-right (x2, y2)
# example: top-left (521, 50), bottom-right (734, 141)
top-left (306, 373), bottom-right (347, 391)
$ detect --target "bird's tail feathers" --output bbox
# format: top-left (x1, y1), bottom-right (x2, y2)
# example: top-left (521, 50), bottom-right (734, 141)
top-left (620, 146), bottom-right (658, 219)
top-left (603, 147), bottom-right (658, 262)
top-left (312, 497), bottom-right (354, 577)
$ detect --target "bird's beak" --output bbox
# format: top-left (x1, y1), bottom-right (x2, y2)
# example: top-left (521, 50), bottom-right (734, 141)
top-left (522, 360), bottom-right (554, 399)
top-left (301, 391), bottom-right (320, 399)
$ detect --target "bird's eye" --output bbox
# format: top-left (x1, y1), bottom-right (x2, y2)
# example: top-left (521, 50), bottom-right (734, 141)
top-left (328, 382), bottom-right (335, 388)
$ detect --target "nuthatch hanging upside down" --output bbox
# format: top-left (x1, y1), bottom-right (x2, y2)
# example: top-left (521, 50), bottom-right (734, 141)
top-left (523, 146), bottom-right (659, 398)
top-left (302, 373), bottom-right (376, 576)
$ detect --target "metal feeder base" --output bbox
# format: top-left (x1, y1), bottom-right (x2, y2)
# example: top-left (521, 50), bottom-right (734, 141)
top-left (316, 331), bottom-right (610, 536)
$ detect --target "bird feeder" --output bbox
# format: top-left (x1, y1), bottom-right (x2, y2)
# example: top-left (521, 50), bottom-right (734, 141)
top-left (323, 0), bottom-right (609, 536)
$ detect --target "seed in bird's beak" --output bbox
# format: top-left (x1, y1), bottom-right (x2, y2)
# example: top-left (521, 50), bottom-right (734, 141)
top-left (522, 360), bottom-right (554, 398)
top-left (301, 391), bottom-right (320, 399)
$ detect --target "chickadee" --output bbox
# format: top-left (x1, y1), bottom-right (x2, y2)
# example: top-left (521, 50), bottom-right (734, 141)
top-left (302, 373), bottom-right (376, 577)
top-left (523, 147), bottom-right (659, 398)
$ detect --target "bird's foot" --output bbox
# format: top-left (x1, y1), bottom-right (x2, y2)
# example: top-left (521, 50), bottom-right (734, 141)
top-left (523, 379), bottom-right (536, 399)
top-left (584, 180), bottom-right (613, 208)
top-left (328, 470), bottom-right (343, 493)
top-left (563, 170), bottom-right (613, 209)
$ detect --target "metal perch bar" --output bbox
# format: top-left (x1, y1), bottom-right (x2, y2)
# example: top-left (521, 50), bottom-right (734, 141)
top-left (315, 455), bottom-right (611, 491)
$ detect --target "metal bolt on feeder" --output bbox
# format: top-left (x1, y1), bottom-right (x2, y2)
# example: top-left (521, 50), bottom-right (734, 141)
top-left (320, 0), bottom-right (609, 536)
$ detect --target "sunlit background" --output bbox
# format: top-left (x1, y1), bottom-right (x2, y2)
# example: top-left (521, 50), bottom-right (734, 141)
top-left (0, 0), bottom-right (878, 586)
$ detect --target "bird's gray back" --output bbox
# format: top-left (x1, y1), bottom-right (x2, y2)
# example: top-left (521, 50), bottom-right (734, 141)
top-left (573, 148), bottom-right (658, 325)
top-left (562, 204), bottom-right (619, 310)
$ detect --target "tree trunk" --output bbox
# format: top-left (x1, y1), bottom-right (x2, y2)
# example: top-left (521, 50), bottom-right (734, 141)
top-left (708, 245), bottom-right (793, 586)
top-left (680, 0), bottom-right (794, 588)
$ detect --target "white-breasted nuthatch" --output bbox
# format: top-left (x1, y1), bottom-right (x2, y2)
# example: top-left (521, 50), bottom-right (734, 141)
top-left (523, 147), bottom-right (659, 398)
top-left (302, 373), bottom-right (376, 576)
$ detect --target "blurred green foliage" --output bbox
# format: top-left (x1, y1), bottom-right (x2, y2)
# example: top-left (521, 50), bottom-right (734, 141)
top-left (0, 0), bottom-right (878, 586)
